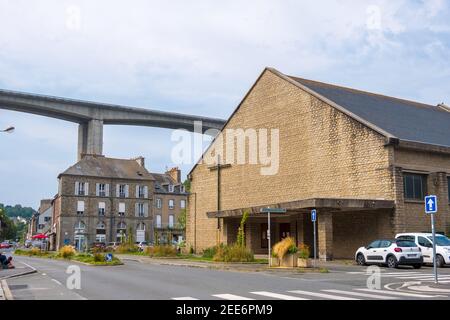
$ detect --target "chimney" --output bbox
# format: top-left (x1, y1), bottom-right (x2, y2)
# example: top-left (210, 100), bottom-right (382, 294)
top-left (166, 167), bottom-right (181, 183)
top-left (133, 156), bottom-right (145, 168)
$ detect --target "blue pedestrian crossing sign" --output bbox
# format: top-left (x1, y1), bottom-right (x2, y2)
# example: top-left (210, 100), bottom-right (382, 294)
top-left (311, 209), bottom-right (317, 222)
top-left (105, 253), bottom-right (113, 262)
top-left (425, 195), bottom-right (437, 214)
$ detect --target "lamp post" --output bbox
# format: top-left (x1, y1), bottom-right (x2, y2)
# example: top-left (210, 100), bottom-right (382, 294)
top-left (1, 126), bottom-right (15, 133)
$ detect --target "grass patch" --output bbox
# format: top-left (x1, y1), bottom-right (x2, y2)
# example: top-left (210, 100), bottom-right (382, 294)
top-left (14, 249), bottom-right (122, 266)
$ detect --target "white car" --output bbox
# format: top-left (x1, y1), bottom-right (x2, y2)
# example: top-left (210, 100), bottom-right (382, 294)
top-left (396, 233), bottom-right (450, 268)
top-left (355, 239), bottom-right (423, 269)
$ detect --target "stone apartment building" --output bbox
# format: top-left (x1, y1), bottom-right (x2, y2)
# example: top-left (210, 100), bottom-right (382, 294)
top-left (186, 67), bottom-right (450, 260)
top-left (36, 199), bottom-right (53, 235)
top-left (153, 168), bottom-right (188, 244)
top-left (51, 155), bottom-right (188, 250)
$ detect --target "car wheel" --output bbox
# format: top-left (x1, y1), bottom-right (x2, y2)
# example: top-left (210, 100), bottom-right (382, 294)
top-left (413, 264), bottom-right (422, 269)
top-left (387, 255), bottom-right (398, 268)
top-left (356, 253), bottom-right (366, 266)
top-left (436, 255), bottom-right (445, 268)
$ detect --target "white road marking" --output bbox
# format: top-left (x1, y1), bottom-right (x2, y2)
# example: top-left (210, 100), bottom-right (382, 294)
top-left (172, 297), bottom-right (199, 300)
top-left (323, 289), bottom-right (398, 299)
top-left (357, 288), bottom-right (438, 298)
top-left (213, 294), bottom-right (255, 300)
top-left (288, 290), bottom-right (359, 300)
top-left (51, 279), bottom-right (62, 286)
top-left (408, 285), bottom-right (450, 293)
top-left (250, 291), bottom-right (309, 300)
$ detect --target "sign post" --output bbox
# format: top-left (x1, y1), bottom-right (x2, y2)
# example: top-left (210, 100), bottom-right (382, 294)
top-left (260, 207), bottom-right (287, 267)
top-left (425, 195), bottom-right (438, 284)
top-left (311, 209), bottom-right (317, 268)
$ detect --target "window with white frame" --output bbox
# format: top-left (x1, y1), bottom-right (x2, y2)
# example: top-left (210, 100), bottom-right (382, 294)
top-left (138, 185), bottom-right (146, 198)
top-left (96, 221), bottom-right (106, 243)
top-left (156, 215), bottom-right (162, 228)
top-left (180, 185), bottom-right (186, 193)
top-left (156, 198), bottom-right (162, 209)
top-left (77, 201), bottom-right (85, 215)
top-left (118, 202), bottom-right (125, 216)
top-left (168, 184), bottom-right (174, 193)
top-left (168, 199), bottom-right (174, 210)
top-left (77, 182), bottom-right (86, 196)
top-left (98, 183), bottom-right (106, 197)
top-left (75, 220), bottom-right (86, 233)
top-left (98, 202), bottom-right (106, 216)
top-left (180, 200), bottom-right (186, 209)
top-left (119, 184), bottom-right (126, 198)
top-left (138, 203), bottom-right (145, 217)
top-left (169, 215), bottom-right (174, 228)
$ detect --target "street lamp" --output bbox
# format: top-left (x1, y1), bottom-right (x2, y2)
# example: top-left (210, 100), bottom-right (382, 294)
top-left (1, 126), bottom-right (15, 133)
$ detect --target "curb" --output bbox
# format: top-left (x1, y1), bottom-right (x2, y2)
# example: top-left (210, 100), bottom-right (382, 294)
top-left (1, 280), bottom-right (14, 300)
top-left (0, 262), bottom-right (38, 280)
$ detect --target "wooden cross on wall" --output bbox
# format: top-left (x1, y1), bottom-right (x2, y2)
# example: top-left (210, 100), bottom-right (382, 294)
top-left (208, 156), bottom-right (231, 229)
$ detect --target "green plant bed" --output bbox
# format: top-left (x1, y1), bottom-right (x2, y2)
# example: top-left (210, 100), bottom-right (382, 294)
top-left (14, 249), bottom-right (122, 266)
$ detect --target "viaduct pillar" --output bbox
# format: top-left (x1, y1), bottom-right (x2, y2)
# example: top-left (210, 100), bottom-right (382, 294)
top-left (77, 119), bottom-right (104, 160)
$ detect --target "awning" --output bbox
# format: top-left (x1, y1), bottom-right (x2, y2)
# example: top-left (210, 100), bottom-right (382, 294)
top-left (207, 198), bottom-right (395, 218)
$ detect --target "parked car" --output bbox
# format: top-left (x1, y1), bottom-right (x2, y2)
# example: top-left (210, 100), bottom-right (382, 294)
top-left (107, 242), bottom-right (120, 251)
top-left (0, 242), bottom-right (12, 249)
top-left (355, 239), bottom-right (423, 269)
top-left (396, 233), bottom-right (450, 268)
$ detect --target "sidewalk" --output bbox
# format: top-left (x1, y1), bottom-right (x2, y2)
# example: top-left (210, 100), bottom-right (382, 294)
top-left (0, 261), bottom-right (37, 280)
top-left (116, 254), bottom-right (339, 273)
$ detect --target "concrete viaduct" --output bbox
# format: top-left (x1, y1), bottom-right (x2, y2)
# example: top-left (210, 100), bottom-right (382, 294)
top-left (0, 89), bottom-right (226, 160)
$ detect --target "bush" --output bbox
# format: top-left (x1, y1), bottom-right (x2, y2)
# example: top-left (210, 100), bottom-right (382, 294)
top-left (115, 244), bottom-right (139, 254)
top-left (213, 244), bottom-right (254, 262)
top-left (58, 245), bottom-right (76, 259)
top-left (146, 245), bottom-right (177, 257)
top-left (273, 237), bottom-right (297, 260)
top-left (202, 245), bottom-right (220, 259)
top-left (30, 247), bottom-right (42, 256)
top-left (298, 243), bottom-right (310, 260)
top-left (93, 253), bottom-right (105, 262)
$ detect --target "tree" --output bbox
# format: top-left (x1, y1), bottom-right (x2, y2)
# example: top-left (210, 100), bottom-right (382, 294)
top-left (0, 208), bottom-right (17, 241)
top-left (178, 209), bottom-right (186, 230)
top-left (236, 211), bottom-right (249, 248)
top-left (183, 179), bottom-right (191, 192)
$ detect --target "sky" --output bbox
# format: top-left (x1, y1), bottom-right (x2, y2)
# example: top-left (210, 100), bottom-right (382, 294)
top-left (0, 0), bottom-right (449, 208)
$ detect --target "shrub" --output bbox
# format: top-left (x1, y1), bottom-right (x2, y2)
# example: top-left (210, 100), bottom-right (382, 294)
top-left (30, 247), bottom-right (42, 256)
top-left (189, 246), bottom-right (194, 254)
top-left (115, 244), bottom-right (139, 254)
top-left (93, 253), bottom-right (105, 262)
top-left (213, 244), bottom-right (254, 262)
top-left (273, 237), bottom-right (297, 260)
top-left (202, 245), bottom-right (219, 259)
top-left (146, 245), bottom-right (177, 257)
top-left (58, 245), bottom-right (76, 259)
top-left (236, 211), bottom-right (249, 247)
top-left (298, 243), bottom-right (310, 260)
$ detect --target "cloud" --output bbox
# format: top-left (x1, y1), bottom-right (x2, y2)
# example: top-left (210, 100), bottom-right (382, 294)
top-left (0, 0), bottom-right (449, 207)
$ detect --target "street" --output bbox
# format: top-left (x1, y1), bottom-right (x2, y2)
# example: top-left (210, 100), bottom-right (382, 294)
top-left (4, 253), bottom-right (450, 300)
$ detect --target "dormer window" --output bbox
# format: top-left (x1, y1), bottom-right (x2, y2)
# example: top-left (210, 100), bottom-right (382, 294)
top-left (180, 185), bottom-right (186, 193)
top-left (168, 184), bottom-right (174, 193)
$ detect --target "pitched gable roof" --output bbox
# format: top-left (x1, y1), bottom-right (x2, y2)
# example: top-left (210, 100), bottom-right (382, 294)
top-left (59, 155), bottom-right (154, 180)
top-left (289, 76), bottom-right (450, 148)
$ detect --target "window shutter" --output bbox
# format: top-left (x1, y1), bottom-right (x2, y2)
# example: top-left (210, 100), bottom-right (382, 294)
top-left (85, 182), bottom-right (89, 196)
top-left (144, 203), bottom-right (149, 217)
top-left (116, 184), bottom-right (120, 198)
top-left (135, 203), bottom-right (139, 217)
top-left (125, 185), bottom-right (129, 198)
top-left (75, 182), bottom-right (79, 195)
top-left (136, 185), bottom-right (139, 198)
top-left (96, 183), bottom-right (100, 196)
top-left (144, 186), bottom-right (148, 198)
top-left (105, 184), bottom-right (110, 197)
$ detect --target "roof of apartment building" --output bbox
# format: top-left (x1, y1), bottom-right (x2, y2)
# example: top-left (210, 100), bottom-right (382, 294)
top-left (152, 173), bottom-right (187, 195)
top-left (59, 155), bottom-right (155, 180)
top-left (289, 75), bottom-right (450, 148)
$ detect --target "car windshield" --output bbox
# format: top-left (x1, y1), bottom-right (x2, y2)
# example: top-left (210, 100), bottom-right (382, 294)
top-left (396, 240), bottom-right (416, 247)
top-left (428, 236), bottom-right (450, 246)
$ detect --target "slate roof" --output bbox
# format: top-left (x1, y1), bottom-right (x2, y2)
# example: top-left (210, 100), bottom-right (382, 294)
top-left (290, 76), bottom-right (450, 148)
top-left (152, 173), bottom-right (187, 195)
top-left (59, 156), bottom-right (154, 180)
